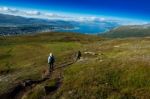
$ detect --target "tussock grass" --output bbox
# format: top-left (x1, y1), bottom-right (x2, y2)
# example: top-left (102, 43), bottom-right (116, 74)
top-left (1, 32), bottom-right (98, 94)
top-left (52, 38), bottom-right (150, 99)
top-left (22, 85), bottom-right (46, 99)
top-left (0, 32), bottom-right (150, 98)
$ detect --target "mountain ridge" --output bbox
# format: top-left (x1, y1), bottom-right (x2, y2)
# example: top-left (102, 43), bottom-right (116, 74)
top-left (100, 24), bottom-right (150, 38)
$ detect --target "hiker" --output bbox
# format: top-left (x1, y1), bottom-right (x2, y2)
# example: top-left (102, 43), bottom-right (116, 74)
top-left (48, 53), bottom-right (55, 72)
top-left (76, 51), bottom-right (81, 61)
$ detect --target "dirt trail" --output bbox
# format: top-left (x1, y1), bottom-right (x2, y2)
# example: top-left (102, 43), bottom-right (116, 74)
top-left (0, 53), bottom-right (78, 99)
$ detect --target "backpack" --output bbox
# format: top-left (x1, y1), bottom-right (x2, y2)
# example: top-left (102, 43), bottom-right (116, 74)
top-left (48, 56), bottom-right (55, 63)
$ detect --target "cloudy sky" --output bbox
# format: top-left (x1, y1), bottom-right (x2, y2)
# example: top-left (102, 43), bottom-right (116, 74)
top-left (0, 0), bottom-right (149, 24)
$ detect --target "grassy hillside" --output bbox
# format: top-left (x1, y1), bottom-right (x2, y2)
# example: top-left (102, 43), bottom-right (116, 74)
top-left (52, 38), bottom-right (150, 99)
top-left (0, 32), bottom-right (150, 99)
top-left (100, 25), bottom-right (150, 38)
top-left (0, 32), bottom-right (102, 94)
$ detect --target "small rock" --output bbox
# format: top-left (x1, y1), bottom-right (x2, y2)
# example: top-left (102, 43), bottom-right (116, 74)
top-left (99, 60), bottom-right (103, 62)
top-left (68, 91), bottom-right (73, 94)
top-left (84, 51), bottom-right (96, 55)
top-left (114, 45), bottom-right (120, 48)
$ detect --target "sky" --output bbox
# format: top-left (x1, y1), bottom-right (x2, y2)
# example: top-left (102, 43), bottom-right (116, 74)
top-left (0, 0), bottom-right (150, 24)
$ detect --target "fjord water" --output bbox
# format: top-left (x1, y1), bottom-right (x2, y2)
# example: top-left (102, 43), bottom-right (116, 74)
top-left (57, 21), bottom-right (120, 34)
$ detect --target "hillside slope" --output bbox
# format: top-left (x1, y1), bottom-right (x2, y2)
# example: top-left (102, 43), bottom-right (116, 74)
top-left (100, 25), bottom-right (150, 38)
top-left (0, 32), bottom-right (150, 99)
top-left (52, 37), bottom-right (150, 99)
top-left (0, 32), bottom-right (102, 95)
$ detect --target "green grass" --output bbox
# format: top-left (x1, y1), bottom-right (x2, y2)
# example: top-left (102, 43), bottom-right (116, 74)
top-left (0, 32), bottom-right (102, 94)
top-left (0, 32), bottom-right (150, 99)
top-left (52, 37), bottom-right (150, 99)
top-left (100, 25), bottom-right (150, 38)
top-left (22, 85), bottom-right (46, 99)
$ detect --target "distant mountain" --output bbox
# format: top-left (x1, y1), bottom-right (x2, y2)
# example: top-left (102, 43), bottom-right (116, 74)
top-left (100, 24), bottom-right (150, 38)
top-left (0, 14), bottom-right (47, 25)
top-left (0, 13), bottom-right (74, 26)
top-left (0, 13), bottom-right (121, 35)
top-left (0, 14), bottom-right (74, 35)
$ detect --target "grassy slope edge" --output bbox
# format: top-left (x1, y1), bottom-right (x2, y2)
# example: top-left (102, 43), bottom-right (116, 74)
top-left (100, 25), bottom-right (150, 38)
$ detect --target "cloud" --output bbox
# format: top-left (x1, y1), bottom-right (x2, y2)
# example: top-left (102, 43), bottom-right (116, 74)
top-left (45, 13), bottom-right (60, 17)
top-left (0, 7), bottom-right (18, 13)
top-left (87, 17), bottom-right (106, 21)
top-left (74, 16), bottom-right (106, 22)
top-left (24, 11), bottom-right (41, 15)
top-left (0, 6), bottom-right (104, 21)
top-left (0, 6), bottom-right (147, 25)
top-left (0, 6), bottom-right (70, 19)
top-left (44, 13), bottom-right (69, 19)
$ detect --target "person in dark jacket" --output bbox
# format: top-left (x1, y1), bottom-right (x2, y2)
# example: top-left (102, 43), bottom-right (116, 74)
top-left (48, 53), bottom-right (55, 72)
top-left (76, 51), bottom-right (81, 61)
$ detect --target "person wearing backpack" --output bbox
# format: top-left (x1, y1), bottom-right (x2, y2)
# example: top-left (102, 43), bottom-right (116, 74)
top-left (48, 53), bottom-right (55, 72)
top-left (76, 51), bottom-right (81, 61)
